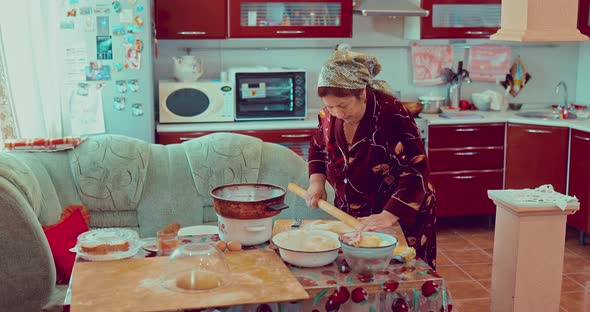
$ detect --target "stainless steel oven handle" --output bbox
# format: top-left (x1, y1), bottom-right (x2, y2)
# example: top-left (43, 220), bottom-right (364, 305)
top-left (179, 137), bottom-right (192, 141)
top-left (525, 129), bottom-right (552, 134)
top-left (280, 134), bottom-right (312, 138)
top-left (573, 135), bottom-right (590, 141)
top-left (453, 175), bottom-right (476, 180)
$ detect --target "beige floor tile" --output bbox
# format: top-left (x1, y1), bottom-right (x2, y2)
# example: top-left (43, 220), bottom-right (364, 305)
top-left (435, 265), bottom-right (472, 282)
top-left (563, 256), bottom-right (590, 274)
top-left (453, 297), bottom-right (490, 312)
top-left (477, 279), bottom-right (491, 290)
top-left (437, 251), bottom-right (455, 267)
top-left (446, 280), bottom-right (489, 300)
top-left (560, 291), bottom-right (590, 312)
top-left (444, 249), bottom-right (492, 265)
top-left (460, 263), bottom-right (492, 280)
top-left (438, 237), bottom-right (478, 251)
top-left (562, 275), bottom-right (586, 292)
top-left (567, 272), bottom-right (590, 290)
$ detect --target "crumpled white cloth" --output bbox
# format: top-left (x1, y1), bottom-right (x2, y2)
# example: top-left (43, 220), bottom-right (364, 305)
top-left (507, 184), bottom-right (577, 211)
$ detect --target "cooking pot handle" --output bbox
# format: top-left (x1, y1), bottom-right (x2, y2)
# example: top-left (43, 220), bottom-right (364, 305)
top-left (267, 203), bottom-right (289, 211)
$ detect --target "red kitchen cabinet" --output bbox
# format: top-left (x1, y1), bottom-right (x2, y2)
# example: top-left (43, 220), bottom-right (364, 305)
top-left (157, 128), bottom-right (315, 160)
top-left (567, 129), bottom-right (590, 233)
top-left (428, 123), bottom-right (505, 217)
top-left (155, 0), bottom-right (228, 39)
top-left (505, 123), bottom-right (569, 194)
top-left (579, 0), bottom-right (590, 36)
top-left (420, 0), bottom-right (501, 39)
top-left (229, 0), bottom-right (352, 38)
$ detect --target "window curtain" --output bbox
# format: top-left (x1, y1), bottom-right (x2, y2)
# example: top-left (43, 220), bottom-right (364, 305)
top-left (0, 0), bottom-right (62, 139)
top-left (0, 25), bottom-right (18, 144)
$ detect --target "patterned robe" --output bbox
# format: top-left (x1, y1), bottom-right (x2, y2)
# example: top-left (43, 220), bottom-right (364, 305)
top-left (308, 89), bottom-right (437, 269)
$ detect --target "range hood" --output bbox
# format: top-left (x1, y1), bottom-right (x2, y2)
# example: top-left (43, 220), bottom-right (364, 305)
top-left (490, 0), bottom-right (588, 42)
top-left (353, 0), bottom-right (429, 17)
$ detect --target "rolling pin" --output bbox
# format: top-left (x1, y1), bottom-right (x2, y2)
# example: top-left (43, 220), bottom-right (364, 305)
top-left (287, 182), bottom-right (359, 228)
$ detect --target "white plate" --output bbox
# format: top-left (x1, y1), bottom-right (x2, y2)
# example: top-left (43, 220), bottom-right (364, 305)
top-left (72, 228), bottom-right (140, 261)
top-left (177, 225), bottom-right (219, 236)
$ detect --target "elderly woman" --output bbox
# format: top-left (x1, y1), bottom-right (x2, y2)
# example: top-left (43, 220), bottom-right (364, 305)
top-left (305, 50), bottom-right (437, 268)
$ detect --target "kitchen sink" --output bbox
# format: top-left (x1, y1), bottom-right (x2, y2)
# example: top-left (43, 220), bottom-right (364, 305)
top-left (515, 111), bottom-right (577, 120)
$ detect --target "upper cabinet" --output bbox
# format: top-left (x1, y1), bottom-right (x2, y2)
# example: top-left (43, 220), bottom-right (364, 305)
top-left (418, 0), bottom-right (501, 39)
top-left (490, 0), bottom-right (588, 41)
top-left (154, 0), bottom-right (228, 39)
top-left (579, 0), bottom-right (590, 37)
top-left (228, 0), bottom-right (353, 38)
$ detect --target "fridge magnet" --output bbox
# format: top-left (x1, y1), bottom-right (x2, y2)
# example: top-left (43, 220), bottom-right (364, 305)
top-left (60, 20), bottom-right (75, 29)
top-left (134, 39), bottom-right (143, 53)
top-left (119, 9), bottom-right (133, 24)
top-left (128, 0), bottom-right (137, 5)
top-left (112, 62), bottom-right (124, 72)
top-left (123, 33), bottom-right (135, 44)
top-left (83, 16), bottom-right (95, 32)
top-left (136, 5), bottom-right (144, 12)
top-left (133, 16), bottom-right (144, 27)
top-left (127, 79), bottom-right (140, 92)
top-left (94, 6), bottom-right (110, 14)
top-left (96, 16), bottom-right (110, 36)
top-left (66, 8), bottom-right (77, 17)
top-left (77, 83), bottom-right (89, 96)
top-left (96, 36), bottom-right (113, 60)
top-left (114, 97), bottom-right (126, 111)
top-left (123, 44), bottom-right (141, 69)
top-left (112, 25), bottom-right (125, 36)
top-left (131, 103), bottom-right (144, 117)
top-left (69, 0), bottom-right (79, 4)
top-left (115, 80), bottom-right (128, 93)
top-left (85, 62), bottom-right (111, 81)
top-left (79, 7), bottom-right (93, 15)
top-left (127, 25), bottom-right (143, 34)
top-left (112, 1), bottom-right (121, 13)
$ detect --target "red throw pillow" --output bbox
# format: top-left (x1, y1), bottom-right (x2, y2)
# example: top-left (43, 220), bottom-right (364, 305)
top-left (43, 207), bottom-right (89, 284)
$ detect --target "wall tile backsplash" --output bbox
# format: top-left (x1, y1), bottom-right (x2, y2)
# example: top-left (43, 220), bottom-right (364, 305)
top-left (154, 16), bottom-right (585, 110)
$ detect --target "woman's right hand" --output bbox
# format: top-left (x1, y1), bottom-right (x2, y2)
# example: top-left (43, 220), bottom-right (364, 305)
top-left (306, 174), bottom-right (327, 208)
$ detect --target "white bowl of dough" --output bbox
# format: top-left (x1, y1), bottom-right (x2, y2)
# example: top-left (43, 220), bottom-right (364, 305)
top-left (339, 232), bottom-right (398, 273)
top-left (271, 229), bottom-right (340, 267)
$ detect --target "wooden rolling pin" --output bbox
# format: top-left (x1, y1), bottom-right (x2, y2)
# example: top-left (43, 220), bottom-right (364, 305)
top-left (287, 182), bottom-right (359, 228)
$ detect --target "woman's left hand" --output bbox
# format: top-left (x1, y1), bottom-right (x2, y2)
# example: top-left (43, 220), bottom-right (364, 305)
top-left (356, 210), bottom-right (400, 232)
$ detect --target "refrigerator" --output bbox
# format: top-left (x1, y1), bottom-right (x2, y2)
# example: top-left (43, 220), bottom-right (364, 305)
top-left (59, 0), bottom-right (155, 143)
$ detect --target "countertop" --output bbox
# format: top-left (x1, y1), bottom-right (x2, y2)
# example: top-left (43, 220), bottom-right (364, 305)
top-left (156, 108), bottom-right (590, 133)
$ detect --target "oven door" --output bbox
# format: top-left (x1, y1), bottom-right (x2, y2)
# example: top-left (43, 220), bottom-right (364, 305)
top-left (234, 72), bottom-right (306, 120)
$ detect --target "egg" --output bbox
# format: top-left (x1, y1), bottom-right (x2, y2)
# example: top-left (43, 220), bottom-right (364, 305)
top-left (214, 240), bottom-right (227, 252)
top-left (226, 240), bottom-right (242, 251)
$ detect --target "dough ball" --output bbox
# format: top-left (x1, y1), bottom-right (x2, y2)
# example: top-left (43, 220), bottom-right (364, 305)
top-left (175, 271), bottom-right (222, 291)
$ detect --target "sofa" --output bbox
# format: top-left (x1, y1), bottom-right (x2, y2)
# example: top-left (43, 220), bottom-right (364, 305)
top-left (0, 133), bottom-right (334, 312)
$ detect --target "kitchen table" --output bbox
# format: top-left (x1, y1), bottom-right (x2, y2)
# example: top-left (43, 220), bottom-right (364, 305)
top-left (65, 223), bottom-right (452, 312)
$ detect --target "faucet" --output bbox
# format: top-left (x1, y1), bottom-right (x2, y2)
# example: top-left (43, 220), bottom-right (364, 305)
top-left (555, 80), bottom-right (572, 118)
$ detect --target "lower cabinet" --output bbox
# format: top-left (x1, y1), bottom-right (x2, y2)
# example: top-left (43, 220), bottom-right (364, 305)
top-left (567, 129), bottom-right (590, 233)
top-left (505, 123), bottom-right (569, 194)
top-left (428, 123), bottom-right (505, 217)
top-left (157, 129), bottom-right (315, 160)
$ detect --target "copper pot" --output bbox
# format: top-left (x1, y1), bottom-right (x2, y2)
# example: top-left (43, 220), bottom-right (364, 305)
top-left (210, 183), bottom-right (289, 220)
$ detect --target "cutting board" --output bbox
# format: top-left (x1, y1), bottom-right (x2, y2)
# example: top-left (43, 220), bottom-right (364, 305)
top-left (273, 220), bottom-right (409, 248)
top-left (70, 250), bottom-right (309, 312)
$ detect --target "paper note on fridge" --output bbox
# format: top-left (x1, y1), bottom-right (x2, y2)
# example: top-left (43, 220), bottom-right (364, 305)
top-left (69, 86), bottom-right (106, 136)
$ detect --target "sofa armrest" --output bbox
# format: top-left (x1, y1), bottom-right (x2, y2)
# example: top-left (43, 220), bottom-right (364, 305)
top-left (0, 178), bottom-right (55, 312)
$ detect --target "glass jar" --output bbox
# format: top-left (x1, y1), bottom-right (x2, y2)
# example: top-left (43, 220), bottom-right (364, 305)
top-left (157, 230), bottom-right (179, 256)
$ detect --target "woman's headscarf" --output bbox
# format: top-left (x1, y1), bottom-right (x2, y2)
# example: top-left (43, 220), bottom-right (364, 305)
top-left (317, 50), bottom-right (394, 97)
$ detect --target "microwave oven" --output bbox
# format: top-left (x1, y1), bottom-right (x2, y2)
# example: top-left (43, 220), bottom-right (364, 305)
top-left (158, 80), bottom-right (234, 123)
top-left (229, 67), bottom-right (306, 121)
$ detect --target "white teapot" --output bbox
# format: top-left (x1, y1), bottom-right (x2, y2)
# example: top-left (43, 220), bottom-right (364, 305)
top-left (173, 55), bottom-right (203, 82)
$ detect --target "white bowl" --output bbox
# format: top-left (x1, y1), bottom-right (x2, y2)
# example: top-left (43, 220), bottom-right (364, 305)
top-left (272, 229), bottom-right (340, 267)
top-left (339, 232), bottom-right (398, 273)
top-left (472, 93), bottom-right (492, 111)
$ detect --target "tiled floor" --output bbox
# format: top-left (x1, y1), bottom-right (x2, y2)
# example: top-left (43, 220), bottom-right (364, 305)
top-left (437, 216), bottom-right (590, 312)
